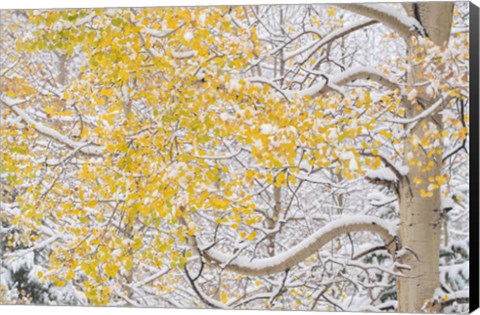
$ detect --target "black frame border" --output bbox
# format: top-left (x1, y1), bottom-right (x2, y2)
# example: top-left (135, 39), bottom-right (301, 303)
top-left (470, 1), bottom-right (479, 313)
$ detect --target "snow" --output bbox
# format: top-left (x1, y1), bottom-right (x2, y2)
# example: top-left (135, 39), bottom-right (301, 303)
top-left (331, 66), bottom-right (386, 85)
top-left (199, 13), bottom-right (206, 25)
top-left (397, 165), bottom-right (409, 176)
top-left (441, 195), bottom-right (454, 210)
top-left (455, 184), bottom-right (469, 193)
top-left (349, 159), bottom-right (359, 171)
top-left (407, 89), bottom-right (418, 101)
top-left (341, 151), bottom-right (358, 170)
top-left (280, 66), bottom-right (396, 99)
top-left (1, 96), bottom-right (104, 157)
top-left (0, 268), bottom-right (12, 287)
top-left (7, 251), bottom-right (35, 273)
top-left (366, 167), bottom-right (398, 182)
top-left (74, 12), bottom-right (96, 26)
top-left (294, 172), bottom-right (347, 189)
top-left (368, 191), bottom-right (397, 206)
top-left (184, 32), bottom-right (194, 41)
top-left (375, 300), bottom-right (398, 311)
top-left (441, 109), bottom-right (456, 122)
top-left (171, 50), bottom-right (196, 59)
top-left (252, 139), bottom-right (263, 150)
top-left (203, 215), bottom-right (397, 274)
top-left (5, 235), bottom-right (62, 259)
top-left (28, 265), bottom-right (46, 284)
top-left (285, 19), bottom-right (376, 61)
top-left (328, 128), bottom-right (338, 140)
top-left (260, 123), bottom-right (275, 135)
top-left (361, 4), bottom-right (423, 33)
top-left (440, 262), bottom-right (469, 280)
top-left (219, 112), bottom-right (234, 121)
top-left (1, 201), bottom-right (21, 216)
top-left (247, 76), bottom-right (293, 102)
top-left (389, 97), bottom-right (445, 124)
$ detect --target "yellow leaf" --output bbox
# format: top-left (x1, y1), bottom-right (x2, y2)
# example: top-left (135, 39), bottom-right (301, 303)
top-left (247, 231), bottom-right (256, 241)
top-left (66, 270), bottom-right (75, 281)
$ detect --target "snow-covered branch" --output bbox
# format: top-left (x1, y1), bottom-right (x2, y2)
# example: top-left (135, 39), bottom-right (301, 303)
top-left (247, 77), bottom-right (293, 102)
top-left (336, 4), bottom-right (423, 40)
top-left (1, 95), bottom-right (104, 157)
top-left (282, 19), bottom-right (378, 61)
top-left (140, 23), bottom-right (185, 39)
top-left (331, 66), bottom-right (401, 92)
top-left (4, 235), bottom-right (62, 258)
top-left (360, 150), bottom-right (409, 182)
top-left (191, 148), bottom-right (243, 160)
top-left (190, 216), bottom-right (397, 277)
top-left (249, 66), bottom-right (400, 100)
top-left (387, 97), bottom-right (445, 124)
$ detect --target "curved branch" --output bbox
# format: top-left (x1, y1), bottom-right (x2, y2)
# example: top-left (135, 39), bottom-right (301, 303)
top-left (184, 263), bottom-right (225, 309)
top-left (283, 19), bottom-right (378, 61)
top-left (190, 215), bottom-right (398, 277)
top-left (281, 66), bottom-right (401, 99)
top-left (387, 96), bottom-right (445, 124)
top-left (336, 4), bottom-right (423, 40)
top-left (331, 66), bottom-right (400, 91)
top-left (247, 77), bottom-right (292, 102)
top-left (190, 148), bottom-right (243, 160)
top-left (1, 96), bottom-right (104, 157)
top-left (246, 19), bottom-right (377, 74)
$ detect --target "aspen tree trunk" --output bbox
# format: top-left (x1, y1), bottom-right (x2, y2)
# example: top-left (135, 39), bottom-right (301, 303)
top-left (397, 122), bottom-right (443, 313)
top-left (397, 3), bottom-right (454, 312)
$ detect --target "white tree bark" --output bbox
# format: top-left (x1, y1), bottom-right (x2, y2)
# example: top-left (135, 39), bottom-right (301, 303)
top-left (396, 3), bottom-right (454, 312)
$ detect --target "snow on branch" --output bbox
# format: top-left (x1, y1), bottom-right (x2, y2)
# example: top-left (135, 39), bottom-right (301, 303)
top-left (171, 50), bottom-right (196, 59)
top-left (284, 19), bottom-right (378, 61)
top-left (74, 13), bottom-right (96, 26)
top-left (247, 77), bottom-right (293, 102)
top-left (366, 168), bottom-right (400, 182)
top-left (330, 66), bottom-right (401, 92)
top-left (4, 234), bottom-right (62, 258)
top-left (1, 95), bottom-right (104, 157)
top-left (288, 66), bottom-right (399, 99)
top-left (336, 4), bottom-right (424, 40)
top-left (248, 65), bottom-right (399, 101)
top-left (191, 148), bottom-right (243, 160)
top-left (190, 215), bottom-right (397, 277)
top-left (387, 97), bottom-right (445, 124)
top-left (424, 290), bottom-right (469, 312)
top-left (140, 22), bottom-right (186, 39)
top-left (360, 150), bottom-right (409, 182)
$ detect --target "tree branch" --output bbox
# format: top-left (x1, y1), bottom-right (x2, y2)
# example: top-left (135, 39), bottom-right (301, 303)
top-left (283, 19), bottom-right (378, 61)
top-left (188, 215), bottom-right (397, 277)
top-left (336, 3), bottom-right (423, 40)
top-left (1, 95), bottom-right (104, 157)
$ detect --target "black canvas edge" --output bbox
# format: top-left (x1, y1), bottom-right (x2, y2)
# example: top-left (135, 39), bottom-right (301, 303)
top-left (470, 1), bottom-right (480, 313)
